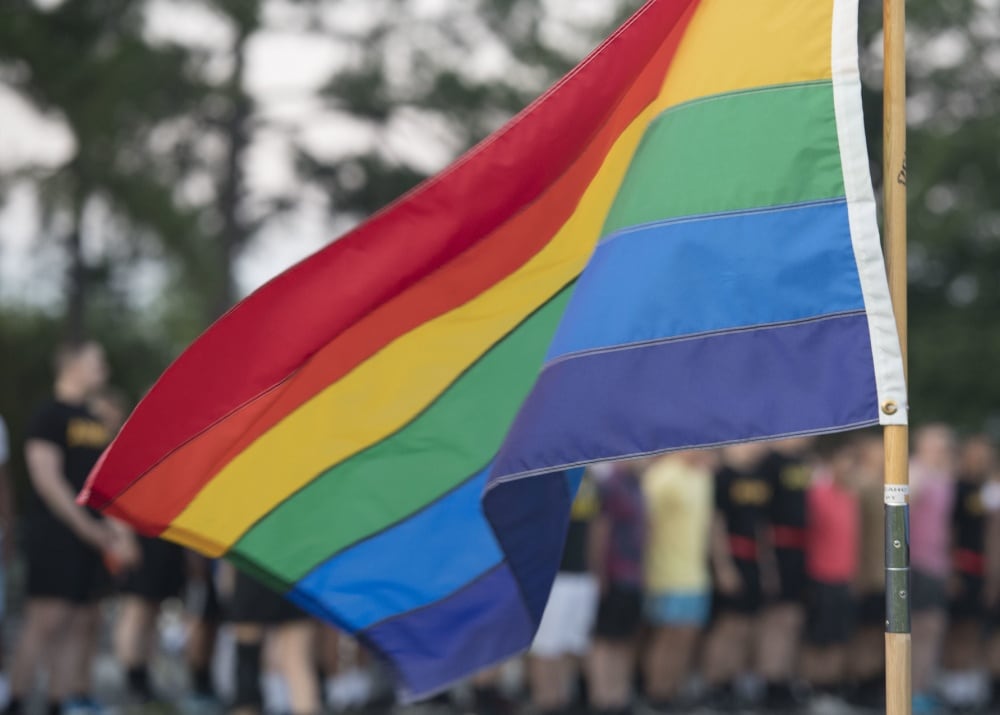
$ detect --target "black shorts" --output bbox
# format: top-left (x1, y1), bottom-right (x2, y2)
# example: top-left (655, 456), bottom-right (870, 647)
top-left (120, 536), bottom-right (185, 602)
top-left (806, 581), bottom-right (855, 646)
top-left (714, 559), bottom-right (762, 616)
top-left (949, 573), bottom-right (984, 620)
top-left (858, 590), bottom-right (885, 627)
top-left (594, 585), bottom-right (643, 641)
top-left (911, 570), bottom-right (947, 613)
top-left (774, 548), bottom-right (807, 603)
top-left (24, 517), bottom-right (109, 604)
top-left (227, 570), bottom-right (306, 625)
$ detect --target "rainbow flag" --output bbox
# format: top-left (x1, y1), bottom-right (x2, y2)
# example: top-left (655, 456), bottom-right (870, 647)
top-left (82, 0), bottom-right (906, 698)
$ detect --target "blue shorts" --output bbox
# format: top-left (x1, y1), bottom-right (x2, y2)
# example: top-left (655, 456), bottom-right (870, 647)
top-left (645, 591), bottom-right (710, 627)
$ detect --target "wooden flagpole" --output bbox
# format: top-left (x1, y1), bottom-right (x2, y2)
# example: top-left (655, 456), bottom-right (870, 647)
top-left (883, 0), bottom-right (910, 713)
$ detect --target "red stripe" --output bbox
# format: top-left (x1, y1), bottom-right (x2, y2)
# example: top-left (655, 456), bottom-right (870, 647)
top-left (83, 0), bottom-right (702, 512)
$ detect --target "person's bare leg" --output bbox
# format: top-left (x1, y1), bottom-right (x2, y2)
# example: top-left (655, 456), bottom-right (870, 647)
top-left (8, 599), bottom-right (73, 704)
top-left (232, 623), bottom-right (265, 715)
top-left (184, 555), bottom-right (219, 701)
top-left (802, 646), bottom-right (845, 691)
top-left (848, 623), bottom-right (886, 705)
top-left (912, 610), bottom-right (947, 694)
top-left (644, 626), bottom-right (698, 703)
top-left (988, 632), bottom-right (1000, 703)
top-left (114, 597), bottom-right (157, 701)
top-left (943, 620), bottom-right (981, 671)
top-left (588, 640), bottom-right (635, 710)
top-left (49, 605), bottom-right (100, 703)
top-left (756, 604), bottom-right (803, 684)
top-left (74, 605), bottom-right (102, 699)
top-left (940, 619), bottom-right (984, 707)
top-left (849, 624), bottom-right (885, 682)
top-left (529, 656), bottom-right (572, 711)
top-left (702, 615), bottom-right (751, 687)
top-left (114, 597), bottom-right (156, 669)
top-left (270, 622), bottom-right (320, 715)
top-left (316, 624), bottom-right (339, 680)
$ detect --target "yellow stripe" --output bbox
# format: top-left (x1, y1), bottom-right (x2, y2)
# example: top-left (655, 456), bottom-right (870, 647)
top-left (660, 0), bottom-right (833, 108)
top-left (164, 2), bottom-right (838, 555)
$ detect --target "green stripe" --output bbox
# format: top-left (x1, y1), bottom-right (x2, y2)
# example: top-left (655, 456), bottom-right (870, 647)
top-left (231, 285), bottom-right (574, 585)
top-left (603, 81), bottom-right (844, 236)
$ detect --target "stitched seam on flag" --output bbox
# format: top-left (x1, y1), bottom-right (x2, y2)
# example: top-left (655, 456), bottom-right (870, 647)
top-left (242, 463), bottom-right (491, 585)
top-left (274, 583), bottom-right (394, 678)
top-left (830, 0), bottom-right (907, 424)
top-left (286, 557), bottom-right (510, 639)
top-left (268, 475), bottom-right (565, 638)
top-left (487, 418), bottom-right (880, 491)
top-left (544, 309), bottom-right (865, 370)
top-left (162, 284), bottom-right (576, 558)
top-left (93, 16), bottom-right (684, 514)
top-left (357, 561), bottom-right (510, 635)
top-left (641, 78), bottom-right (831, 123)
top-left (597, 196), bottom-right (847, 249)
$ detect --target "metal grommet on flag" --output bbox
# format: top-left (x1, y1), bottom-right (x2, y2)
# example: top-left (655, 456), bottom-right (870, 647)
top-left (881, 400), bottom-right (899, 415)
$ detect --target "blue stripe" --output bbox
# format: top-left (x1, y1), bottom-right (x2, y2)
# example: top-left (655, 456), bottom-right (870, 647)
top-left (495, 313), bottom-right (879, 481)
top-left (361, 563), bottom-right (535, 699)
top-left (546, 199), bottom-right (864, 362)
top-left (289, 467), bottom-right (503, 631)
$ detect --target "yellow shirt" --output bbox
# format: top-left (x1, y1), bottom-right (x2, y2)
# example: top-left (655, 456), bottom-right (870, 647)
top-left (642, 457), bottom-right (713, 592)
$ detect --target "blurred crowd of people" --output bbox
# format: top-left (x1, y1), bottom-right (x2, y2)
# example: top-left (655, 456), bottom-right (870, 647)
top-left (0, 340), bottom-right (999, 715)
top-left (528, 429), bottom-right (1000, 715)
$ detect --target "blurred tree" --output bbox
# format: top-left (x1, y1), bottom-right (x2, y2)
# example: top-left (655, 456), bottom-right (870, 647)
top-left (0, 0), bottom-right (214, 338)
top-left (859, 0), bottom-right (1000, 430)
top-left (295, 0), bottom-right (640, 219)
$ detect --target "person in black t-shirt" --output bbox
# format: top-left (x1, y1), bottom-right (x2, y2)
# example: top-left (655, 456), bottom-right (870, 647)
top-left (700, 442), bottom-right (772, 710)
top-left (5, 342), bottom-right (139, 715)
top-left (756, 438), bottom-right (813, 711)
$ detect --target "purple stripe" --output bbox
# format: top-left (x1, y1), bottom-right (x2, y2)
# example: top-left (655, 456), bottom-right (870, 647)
top-left (360, 563), bottom-right (535, 700)
top-left (493, 313), bottom-right (879, 481)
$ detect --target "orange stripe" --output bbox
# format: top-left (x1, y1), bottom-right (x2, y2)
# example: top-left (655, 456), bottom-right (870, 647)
top-left (104, 11), bottom-right (699, 534)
